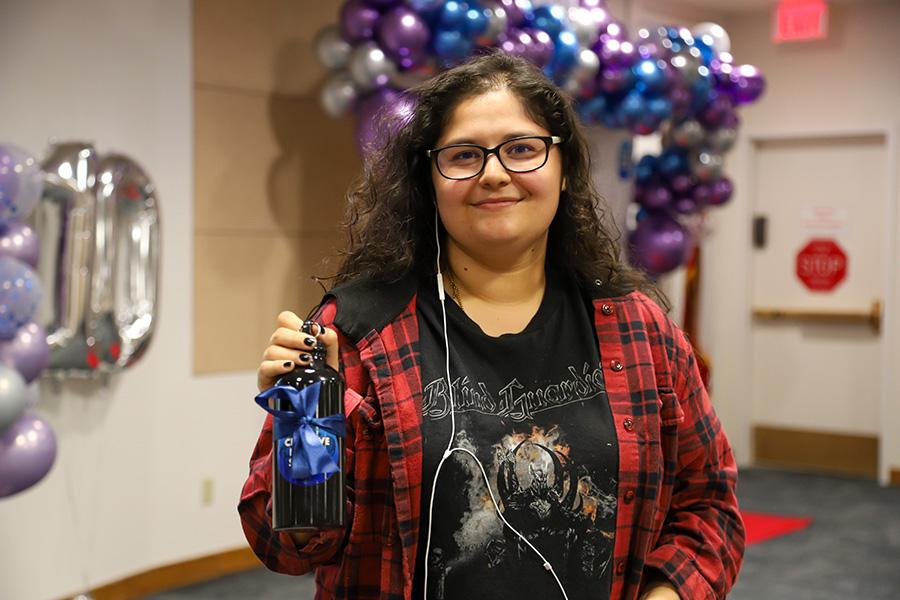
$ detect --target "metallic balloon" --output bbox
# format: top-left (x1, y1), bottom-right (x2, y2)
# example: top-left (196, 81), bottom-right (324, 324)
top-left (561, 48), bottom-right (600, 97)
top-left (89, 154), bottom-right (160, 372)
top-left (691, 149), bottom-right (724, 182)
top-left (0, 145), bottom-right (44, 225)
top-left (691, 22), bottom-right (730, 54)
top-left (0, 364), bottom-right (27, 432)
top-left (314, 25), bottom-right (352, 70)
top-left (709, 177), bottom-right (734, 206)
top-left (477, 5), bottom-right (508, 46)
top-left (377, 6), bottom-right (430, 68)
top-left (0, 257), bottom-right (42, 340)
top-left (340, 0), bottom-right (380, 43)
top-left (0, 322), bottom-right (49, 384)
top-left (628, 212), bottom-right (690, 275)
top-left (35, 142), bottom-right (160, 378)
top-left (668, 119), bottom-right (704, 149)
top-left (349, 42), bottom-right (399, 92)
top-left (355, 88), bottom-right (416, 156)
top-left (0, 222), bottom-right (40, 268)
top-left (320, 71), bottom-right (360, 118)
top-left (566, 6), bottom-right (605, 47)
top-left (706, 126), bottom-right (737, 153)
top-left (0, 411), bottom-right (57, 498)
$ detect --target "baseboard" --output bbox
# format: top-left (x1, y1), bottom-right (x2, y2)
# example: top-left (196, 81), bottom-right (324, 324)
top-left (753, 425), bottom-right (878, 479)
top-left (891, 469), bottom-right (900, 486)
top-left (64, 547), bottom-right (261, 600)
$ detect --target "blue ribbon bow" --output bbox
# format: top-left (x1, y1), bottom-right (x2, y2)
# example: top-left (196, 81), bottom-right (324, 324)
top-left (255, 381), bottom-right (345, 486)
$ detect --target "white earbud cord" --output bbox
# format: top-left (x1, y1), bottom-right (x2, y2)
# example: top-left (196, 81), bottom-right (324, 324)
top-left (423, 214), bottom-right (569, 600)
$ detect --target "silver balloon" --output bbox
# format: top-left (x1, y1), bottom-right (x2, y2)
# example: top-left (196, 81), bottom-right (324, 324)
top-left (706, 127), bottom-right (737, 153)
top-left (0, 364), bottom-right (27, 431)
top-left (669, 119), bottom-right (704, 149)
top-left (34, 142), bottom-right (160, 378)
top-left (348, 42), bottom-right (398, 93)
top-left (692, 22), bottom-right (731, 54)
top-left (691, 149), bottom-right (725, 182)
top-left (315, 25), bottom-right (352, 70)
top-left (34, 142), bottom-right (98, 374)
top-left (566, 7), bottom-right (599, 47)
top-left (90, 155), bottom-right (160, 371)
top-left (320, 71), bottom-right (360, 118)
top-left (562, 48), bottom-right (600, 97)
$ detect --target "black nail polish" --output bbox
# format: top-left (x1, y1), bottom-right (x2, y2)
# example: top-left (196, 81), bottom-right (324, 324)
top-left (282, 361), bottom-right (293, 368)
top-left (299, 353), bottom-right (311, 362)
top-left (305, 336), bottom-right (317, 346)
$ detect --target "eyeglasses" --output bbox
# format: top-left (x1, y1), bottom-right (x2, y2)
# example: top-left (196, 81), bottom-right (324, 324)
top-left (427, 135), bottom-right (563, 180)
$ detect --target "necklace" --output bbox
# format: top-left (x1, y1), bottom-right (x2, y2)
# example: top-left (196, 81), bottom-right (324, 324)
top-left (446, 270), bottom-right (464, 311)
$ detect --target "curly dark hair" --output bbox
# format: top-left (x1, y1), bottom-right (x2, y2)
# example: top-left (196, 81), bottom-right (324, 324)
top-left (331, 51), bottom-right (656, 301)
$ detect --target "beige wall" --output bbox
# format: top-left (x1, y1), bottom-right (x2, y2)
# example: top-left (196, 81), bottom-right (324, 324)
top-left (193, 0), bottom-right (360, 373)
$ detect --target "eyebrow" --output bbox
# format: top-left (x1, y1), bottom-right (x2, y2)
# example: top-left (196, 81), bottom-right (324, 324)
top-left (441, 131), bottom-right (542, 147)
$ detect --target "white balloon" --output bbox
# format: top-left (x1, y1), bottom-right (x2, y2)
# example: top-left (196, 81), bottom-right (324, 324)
top-left (692, 22), bottom-right (731, 54)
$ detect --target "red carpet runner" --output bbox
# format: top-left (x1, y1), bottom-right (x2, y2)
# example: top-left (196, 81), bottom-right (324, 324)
top-left (742, 511), bottom-right (813, 546)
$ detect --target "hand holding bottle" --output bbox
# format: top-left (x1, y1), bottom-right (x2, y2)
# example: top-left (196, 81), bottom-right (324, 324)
top-left (258, 310), bottom-right (340, 392)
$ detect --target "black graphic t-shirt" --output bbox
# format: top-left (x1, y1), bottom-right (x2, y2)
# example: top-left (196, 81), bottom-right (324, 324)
top-left (412, 267), bottom-right (618, 600)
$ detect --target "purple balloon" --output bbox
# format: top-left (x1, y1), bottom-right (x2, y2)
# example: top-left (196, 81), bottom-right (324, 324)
top-left (628, 213), bottom-right (690, 275)
top-left (0, 412), bottom-right (57, 498)
top-left (594, 37), bottom-right (636, 68)
top-left (730, 64), bottom-right (766, 105)
top-left (497, 28), bottom-right (530, 60)
top-left (0, 222), bottom-right (39, 268)
top-left (363, 0), bottom-right (400, 7)
top-left (637, 184), bottom-right (673, 210)
top-left (525, 28), bottom-right (554, 67)
top-left (691, 182), bottom-right (713, 206)
top-left (668, 172), bottom-right (694, 194)
top-left (598, 65), bottom-right (634, 94)
top-left (667, 85), bottom-right (693, 121)
top-left (356, 88), bottom-right (416, 156)
top-left (377, 7), bottom-right (430, 67)
top-left (709, 177), bottom-right (734, 206)
top-left (496, 0), bottom-right (529, 27)
top-left (697, 93), bottom-right (733, 129)
top-left (0, 322), bottom-right (49, 383)
top-left (340, 0), bottom-right (381, 43)
top-left (672, 195), bottom-right (699, 215)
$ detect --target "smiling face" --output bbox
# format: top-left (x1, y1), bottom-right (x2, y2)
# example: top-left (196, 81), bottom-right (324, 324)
top-left (431, 87), bottom-right (564, 261)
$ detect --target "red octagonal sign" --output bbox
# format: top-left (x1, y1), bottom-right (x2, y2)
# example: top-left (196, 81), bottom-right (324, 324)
top-left (796, 238), bottom-right (847, 292)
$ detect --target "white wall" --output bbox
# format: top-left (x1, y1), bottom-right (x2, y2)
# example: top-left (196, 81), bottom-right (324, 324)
top-left (0, 2), bottom-right (268, 599)
top-left (703, 0), bottom-right (900, 481)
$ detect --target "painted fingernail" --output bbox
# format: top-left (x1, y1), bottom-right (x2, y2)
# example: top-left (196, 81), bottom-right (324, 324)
top-left (282, 361), bottom-right (293, 368)
top-left (304, 336), bottom-right (317, 346)
top-left (299, 353), bottom-right (311, 362)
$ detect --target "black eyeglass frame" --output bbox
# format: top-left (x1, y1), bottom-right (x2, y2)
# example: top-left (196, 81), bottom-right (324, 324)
top-left (426, 135), bottom-right (563, 181)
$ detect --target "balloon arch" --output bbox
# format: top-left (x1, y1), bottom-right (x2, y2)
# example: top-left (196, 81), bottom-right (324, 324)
top-left (314, 0), bottom-right (765, 276)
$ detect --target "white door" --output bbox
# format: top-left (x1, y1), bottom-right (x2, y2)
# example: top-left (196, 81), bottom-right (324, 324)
top-left (749, 132), bottom-right (889, 476)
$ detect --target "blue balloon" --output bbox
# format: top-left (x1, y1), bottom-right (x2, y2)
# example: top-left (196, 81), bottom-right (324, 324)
top-left (439, 1), bottom-right (469, 31)
top-left (658, 148), bottom-right (688, 177)
top-left (600, 104), bottom-right (624, 129)
top-left (635, 155), bottom-right (659, 182)
top-left (693, 38), bottom-right (715, 65)
top-left (690, 70), bottom-right (714, 111)
top-left (617, 90), bottom-right (647, 124)
top-left (463, 5), bottom-right (489, 37)
top-left (549, 30), bottom-right (579, 81)
top-left (647, 96), bottom-right (672, 121)
top-left (407, 0), bottom-right (444, 11)
top-left (0, 257), bottom-right (41, 341)
top-left (577, 95), bottom-right (608, 124)
top-left (531, 5), bottom-right (566, 39)
top-left (433, 28), bottom-right (474, 61)
top-left (633, 59), bottom-right (667, 94)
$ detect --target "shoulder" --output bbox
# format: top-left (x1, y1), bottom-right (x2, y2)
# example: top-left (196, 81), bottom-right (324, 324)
top-left (318, 272), bottom-right (418, 343)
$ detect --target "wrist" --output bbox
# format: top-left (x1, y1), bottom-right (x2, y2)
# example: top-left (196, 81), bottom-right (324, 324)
top-left (639, 580), bottom-right (680, 600)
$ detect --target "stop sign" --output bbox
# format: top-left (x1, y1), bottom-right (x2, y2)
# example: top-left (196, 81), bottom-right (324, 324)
top-left (796, 238), bottom-right (847, 292)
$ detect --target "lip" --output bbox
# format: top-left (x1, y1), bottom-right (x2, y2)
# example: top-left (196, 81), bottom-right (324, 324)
top-left (472, 197), bottom-right (521, 209)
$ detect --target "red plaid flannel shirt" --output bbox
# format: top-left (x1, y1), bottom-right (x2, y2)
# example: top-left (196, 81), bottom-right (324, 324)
top-left (239, 285), bottom-right (744, 600)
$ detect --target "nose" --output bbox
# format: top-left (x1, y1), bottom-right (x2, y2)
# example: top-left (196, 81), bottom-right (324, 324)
top-left (478, 152), bottom-right (511, 188)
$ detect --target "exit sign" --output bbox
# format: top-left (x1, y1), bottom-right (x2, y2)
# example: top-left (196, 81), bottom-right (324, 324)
top-left (773, 0), bottom-right (829, 43)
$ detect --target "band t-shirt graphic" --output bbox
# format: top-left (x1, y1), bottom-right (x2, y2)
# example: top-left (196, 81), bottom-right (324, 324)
top-left (413, 267), bottom-right (619, 599)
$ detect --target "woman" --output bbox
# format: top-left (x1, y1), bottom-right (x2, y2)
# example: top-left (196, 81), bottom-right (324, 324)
top-left (240, 52), bottom-right (744, 600)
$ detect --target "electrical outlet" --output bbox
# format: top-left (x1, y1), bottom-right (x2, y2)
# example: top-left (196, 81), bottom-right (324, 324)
top-left (201, 478), bottom-right (214, 506)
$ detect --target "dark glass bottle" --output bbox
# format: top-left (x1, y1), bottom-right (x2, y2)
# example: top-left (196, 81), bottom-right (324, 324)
top-left (271, 327), bottom-right (345, 531)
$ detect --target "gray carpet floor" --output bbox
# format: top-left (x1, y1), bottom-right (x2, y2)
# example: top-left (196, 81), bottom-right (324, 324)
top-left (146, 467), bottom-right (900, 599)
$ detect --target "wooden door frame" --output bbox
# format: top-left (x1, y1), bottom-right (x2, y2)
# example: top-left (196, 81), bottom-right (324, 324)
top-left (738, 125), bottom-right (898, 485)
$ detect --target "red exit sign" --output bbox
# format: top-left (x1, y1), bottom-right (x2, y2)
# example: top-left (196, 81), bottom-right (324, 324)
top-left (773, 0), bottom-right (829, 43)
